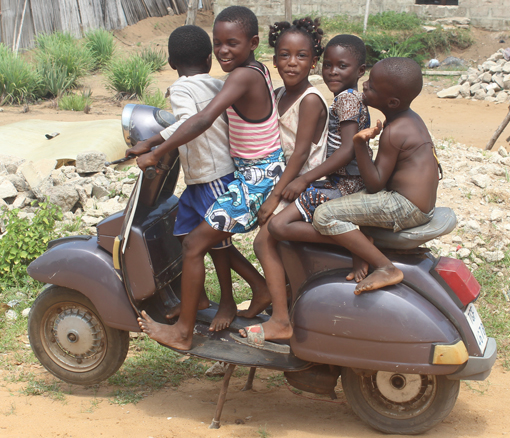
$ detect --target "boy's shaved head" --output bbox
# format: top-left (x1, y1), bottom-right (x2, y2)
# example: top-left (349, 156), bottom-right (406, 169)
top-left (326, 34), bottom-right (366, 66)
top-left (378, 57), bottom-right (423, 104)
top-left (215, 6), bottom-right (258, 38)
top-left (168, 25), bottom-right (211, 67)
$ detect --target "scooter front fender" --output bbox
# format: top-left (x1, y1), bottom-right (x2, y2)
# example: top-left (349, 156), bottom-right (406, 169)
top-left (291, 269), bottom-right (463, 375)
top-left (27, 236), bottom-right (139, 332)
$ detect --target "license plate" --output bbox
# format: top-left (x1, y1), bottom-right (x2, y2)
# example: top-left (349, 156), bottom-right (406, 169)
top-left (464, 303), bottom-right (488, 353)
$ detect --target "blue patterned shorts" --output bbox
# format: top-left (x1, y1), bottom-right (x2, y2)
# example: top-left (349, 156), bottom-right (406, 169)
top-left (205, 149), bottom-right (285, 234)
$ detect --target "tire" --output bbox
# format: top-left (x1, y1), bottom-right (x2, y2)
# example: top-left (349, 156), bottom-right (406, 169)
top-left (28, 286), bottom-right (130, 386)
top-left (341, 367), bottom-right (460, 435)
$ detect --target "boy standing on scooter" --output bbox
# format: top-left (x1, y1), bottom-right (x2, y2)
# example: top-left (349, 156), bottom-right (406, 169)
top-left (127, 25), bottom-right (267, 332)
top-left (312, 57), bottom-right (440, 294)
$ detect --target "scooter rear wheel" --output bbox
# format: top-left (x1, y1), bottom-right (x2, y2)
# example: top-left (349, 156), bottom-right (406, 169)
top-left (28, 286), bottom-right (130, 386)
top-left (341, 367), bottom-right (460, 434)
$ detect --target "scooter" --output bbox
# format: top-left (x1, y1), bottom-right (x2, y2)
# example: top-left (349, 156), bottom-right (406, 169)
top-left (27, 104), bottom-right (497, 435)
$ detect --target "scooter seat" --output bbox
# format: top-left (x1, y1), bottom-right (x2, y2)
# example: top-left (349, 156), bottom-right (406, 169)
top-left (361, 207), bottom-right (457, 250)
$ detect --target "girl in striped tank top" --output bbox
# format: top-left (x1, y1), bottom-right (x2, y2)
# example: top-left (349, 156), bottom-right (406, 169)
top-left (134, 6), bottom-right (287, 351)
top-left (233, 18), bottom-right (329, 352)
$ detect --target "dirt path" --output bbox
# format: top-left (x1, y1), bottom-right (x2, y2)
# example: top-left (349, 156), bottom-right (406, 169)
top-left (0, 361), bottom-right (509, 438)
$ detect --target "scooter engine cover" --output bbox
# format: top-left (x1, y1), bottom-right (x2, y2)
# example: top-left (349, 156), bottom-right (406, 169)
top-left (291, 269), bottom-right (462, 375)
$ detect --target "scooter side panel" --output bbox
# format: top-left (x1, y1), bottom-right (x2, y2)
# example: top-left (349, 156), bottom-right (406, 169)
top-left (27, 237), bottom-right (139, 332)
top-left (291, 271), bottom-right (462, 374)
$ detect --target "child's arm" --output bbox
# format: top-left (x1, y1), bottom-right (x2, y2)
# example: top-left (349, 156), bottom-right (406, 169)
top-left (282, 120), bottom-right (358, 197)
top-left (354, 120), bottom-right (400, 193)
top-left (134, 69), bottom-right (253, 171)
top-left (257, 93), bottom-right (326, 225)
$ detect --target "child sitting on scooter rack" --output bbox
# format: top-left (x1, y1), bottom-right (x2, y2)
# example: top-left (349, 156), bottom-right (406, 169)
top-left (268, 34), bottom-right (372, 290)
top-left (130, 6), bottom-right (287, 351)
top-left (126, 25), bottom-right (268, 332)
top-left (312, 57), bottom-right (440, 295)
top-left (234, 18), bottom-right (329, 352)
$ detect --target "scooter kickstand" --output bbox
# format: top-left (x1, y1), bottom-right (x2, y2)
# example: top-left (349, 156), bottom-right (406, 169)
top-left (242, 367), bottom-right (256, 391)
top-left (209, 363), bottom-right (236, 429)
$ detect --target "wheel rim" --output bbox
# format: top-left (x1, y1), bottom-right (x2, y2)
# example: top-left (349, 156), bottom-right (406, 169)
top-left (360, 371), bottom-right (437, 419)
top-left (40, 302), bottom-right (108, 373)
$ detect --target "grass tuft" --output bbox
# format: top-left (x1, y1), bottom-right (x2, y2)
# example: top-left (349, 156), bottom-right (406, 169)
top-left (85, 28), bottom-right (115, 70)
top-left (104, 55), bottom-right (154, 98)
top-left (59, 89), bottom-right (92, 111)
top-left (140, 88), bottom-right (167, 108)
top-left (138, 47), bottom-right (167, 72)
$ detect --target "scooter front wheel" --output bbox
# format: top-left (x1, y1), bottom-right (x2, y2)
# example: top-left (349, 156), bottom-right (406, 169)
top-left (341, 367), bottom-right (460, 434)
top-left (28, 286), bottom-right (130, 385)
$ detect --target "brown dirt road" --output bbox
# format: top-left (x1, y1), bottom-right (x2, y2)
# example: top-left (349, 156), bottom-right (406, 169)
top-left (1, 12), bottom-right (509, 438)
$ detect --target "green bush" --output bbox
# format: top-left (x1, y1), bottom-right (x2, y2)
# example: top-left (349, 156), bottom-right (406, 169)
top-left (0, 44), bottom-right (40, 104)
top-left (85, 28), bottom-right (115, 70)
top-left (104, 55), bottom-right (154, 98)
top-left (59, 89), bottom-right (92, 111)
top-left (138, 47), bottom-right (167, 72)
top-left (36, 61), bottom-right (76, 98)
top-left (368, 11), bottom-right (422, 31)
top-left (140, 88), bottom-right (167, 108)
top-left (34, 32), bottom-right (93, 87)
top-left (0, 200), bottom-right (63, 285)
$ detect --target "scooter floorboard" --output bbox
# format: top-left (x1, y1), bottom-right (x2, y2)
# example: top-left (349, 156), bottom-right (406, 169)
top-left (160, 321), bottom-right (312, 371)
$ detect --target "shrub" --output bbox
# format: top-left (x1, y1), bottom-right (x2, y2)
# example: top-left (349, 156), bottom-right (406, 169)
top-left (138, 47), bottom-right (167, 72)
top-left (34, 32), bottom-right (93, 87)
top-left (368, 11), bottom-right (422, 31)
top-left (85, 28), bottom-right (115, 70)
top-left (140, 88), bottom-right (167, 108)
top-left (36, 61), bottom-right (76, 98)
top-left (59, 89), bottom-right (92, 111)
top-left (104, 55), bottom-right (154, 98)
top-left (0, 44), bottom-right (40, 104)
top-left (0, 200), bottom-right (63, 285)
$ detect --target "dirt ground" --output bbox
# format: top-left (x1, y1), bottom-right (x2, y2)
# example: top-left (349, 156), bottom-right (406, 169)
top-left (1, 11), bottom-right (510, 438)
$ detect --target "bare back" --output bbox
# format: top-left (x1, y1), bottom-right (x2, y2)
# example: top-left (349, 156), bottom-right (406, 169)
top-left (382, 109), bottom-right (438, 213)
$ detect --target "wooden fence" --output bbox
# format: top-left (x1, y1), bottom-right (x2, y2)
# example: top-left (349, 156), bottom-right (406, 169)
top-left (0, 0), bottom-right (212, 51)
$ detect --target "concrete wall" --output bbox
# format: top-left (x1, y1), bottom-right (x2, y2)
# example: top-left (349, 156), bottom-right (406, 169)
top-left (214, 0), bottom-right (510, 31)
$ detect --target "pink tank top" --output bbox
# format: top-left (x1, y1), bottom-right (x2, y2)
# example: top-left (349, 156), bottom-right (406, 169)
top-left (227, 63), bottom-right (281, 159)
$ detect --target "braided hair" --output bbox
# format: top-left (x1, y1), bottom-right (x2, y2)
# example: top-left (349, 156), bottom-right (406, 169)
top-left (268, 17), bottom-right (324, 58)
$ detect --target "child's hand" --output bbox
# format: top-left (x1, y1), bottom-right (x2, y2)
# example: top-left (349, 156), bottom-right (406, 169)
top-left (353, 119), bottom-right (383, 144)
top-left (281, 176), bottom-right (308, 201)
top-left (136, 151), bottom-right (159, 172)
top-left (258, 193), bottom-right (279, 226)
top-left (126, 140), bottom-right (151, 157)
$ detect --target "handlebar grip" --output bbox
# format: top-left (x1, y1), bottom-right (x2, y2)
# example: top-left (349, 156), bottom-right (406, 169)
top-left (145, 166), bottom-right (157, 179)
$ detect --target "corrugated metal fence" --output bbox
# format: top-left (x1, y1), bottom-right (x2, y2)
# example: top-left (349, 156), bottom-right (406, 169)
top-left (0, 0), bottom-right (212, 51)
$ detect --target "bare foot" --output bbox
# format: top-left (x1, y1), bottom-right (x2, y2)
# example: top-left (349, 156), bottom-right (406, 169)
top-left (209, 300), bottom-right (237, 331)
top-left (239, 317), bottom-right (293, 341)
top-left (346, 236), bottom-right (372, 283)
top-left (354, 266), bottom-right (404, 294)
top-left (237, 283), bottom-right (272, 319)
top-left (138, 310), bottom-right (192, 351)
top-left (166, 296), bottom-right (210, 320)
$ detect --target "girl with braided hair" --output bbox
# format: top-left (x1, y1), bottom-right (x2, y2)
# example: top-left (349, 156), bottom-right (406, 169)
top-left (234, 17), bottom-right (329, 352)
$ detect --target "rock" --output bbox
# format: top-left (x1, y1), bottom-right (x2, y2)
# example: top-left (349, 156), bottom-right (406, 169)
top-left (5, 310), bottom-right (17, 321)
top-left (470, 174), bottom-right (490, 188)
top-left (490, 208), bottom-right (505, 222)
top-left (458, 248), bottom-right (471, 258)
top-left (428, 58), bottom-right (440, 68)
top-left (503, 74), bottom-right (510, 90)
top-left (17, 159), bottom-right (56, 201)
top-left (496, 91), bottom-right (509, 103)
top-left (22, 308), bottom-right (31, 318)
top-left (6, 174), bottom-right (29, 192)
top-left (308, 74), bottom-right (323, 86)
top-left (205, 361), bottom-right (229, 377)
top-left (441, 56), bottom-right (465, 67)
top-left (473, 89), bottom-right (487, 100)
top-left (484, 251), bottom-right (505, 263)
top-left (459, 82), bottom-right (471, 97)
top-left (465, 220), bottom-right (481, 233)
top-left (76, 151), bottom-right (107, 174)
top-left (0, 178), bottom-right (18, 199)
top-left (437, 85), bottom-right (461, 98)
top-left (47, 185), bottom-right (80, 212)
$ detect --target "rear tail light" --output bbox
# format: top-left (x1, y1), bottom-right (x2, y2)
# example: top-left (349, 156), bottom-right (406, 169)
top-left (434, 257), bottom-right (481, 306)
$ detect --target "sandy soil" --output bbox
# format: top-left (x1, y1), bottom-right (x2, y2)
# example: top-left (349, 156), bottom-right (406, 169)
top-left (1, 11), bottom-right (510, 438)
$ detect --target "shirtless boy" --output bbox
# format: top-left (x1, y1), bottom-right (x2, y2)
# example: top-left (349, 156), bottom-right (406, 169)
top-left (313, 57), bottom-right (439, 293)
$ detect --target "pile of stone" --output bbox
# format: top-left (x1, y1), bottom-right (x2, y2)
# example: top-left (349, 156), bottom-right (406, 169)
top-left (0, 151), bottom-right (138, 235)
top-left (437, 48), bottom-right (510, 103)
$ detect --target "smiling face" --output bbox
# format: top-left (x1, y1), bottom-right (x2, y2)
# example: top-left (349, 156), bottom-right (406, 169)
top-left (322, 45), bottom-right (365, 96)
top-left (362, 62), bottom-right (393, 111)
top-left (273, 31), bottom-right (317, 90)
top-left (212, 21), bottom-right (258, 72)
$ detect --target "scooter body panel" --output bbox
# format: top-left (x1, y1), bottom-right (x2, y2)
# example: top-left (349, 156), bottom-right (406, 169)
top-left (27, 237), bottom-right (139, 332)
top-left (291, 270), bottom-right (461, 374)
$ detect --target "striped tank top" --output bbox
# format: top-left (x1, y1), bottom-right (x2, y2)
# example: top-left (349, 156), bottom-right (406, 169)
top-left (227, 63), bottom-right (281, 159)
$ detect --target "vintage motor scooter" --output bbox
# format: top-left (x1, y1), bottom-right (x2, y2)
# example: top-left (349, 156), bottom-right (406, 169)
top-left (27, 104), bottom-right (497, 435)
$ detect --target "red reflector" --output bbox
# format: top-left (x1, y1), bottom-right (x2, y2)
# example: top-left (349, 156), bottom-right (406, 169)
top-left (434, 257), bottom-right (481, 306)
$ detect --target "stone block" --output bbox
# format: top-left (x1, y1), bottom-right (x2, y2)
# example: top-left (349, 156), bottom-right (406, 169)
top-left (0, 178), bottom-right (18, 199)
top-left (437, 85), bottom-right (461, 98)
top-left (76, 151), bottom-right (107, 174)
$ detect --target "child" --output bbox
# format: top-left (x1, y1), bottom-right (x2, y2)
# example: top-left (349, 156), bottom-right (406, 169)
top-left (268, 34), bottom-right (372, 284)
top-left (234, 18), bottom-right (328, 351)
top-left (312, 57), bottom-right (439, 294)
top-left (131, 6), bottom-right (286, 351)
top-left (127, 25), bottom-right (267, 332)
